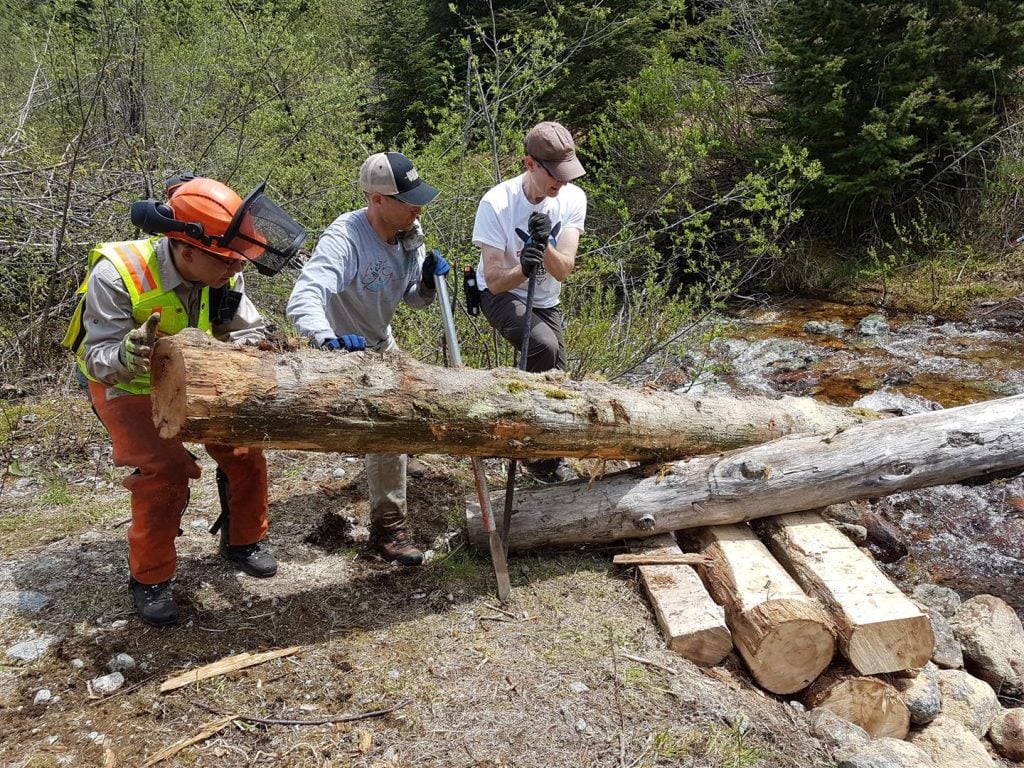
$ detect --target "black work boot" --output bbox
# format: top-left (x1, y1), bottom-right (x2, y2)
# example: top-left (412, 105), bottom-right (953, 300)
top-left (370, 528), bottom-right (424, 566)
top-left (221, 540), bottom-right (278, 577)
top-left (129, 577), bottom-right (178, 626)
top-left (524, 458), bottom-right (575, 483)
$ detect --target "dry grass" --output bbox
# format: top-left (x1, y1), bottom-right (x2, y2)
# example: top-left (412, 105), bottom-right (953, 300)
top-left (0, 392), bottom-right (833, 768)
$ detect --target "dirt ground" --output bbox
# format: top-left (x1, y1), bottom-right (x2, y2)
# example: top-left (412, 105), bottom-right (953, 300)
top-left (0, 389), bottom-right (834, 767)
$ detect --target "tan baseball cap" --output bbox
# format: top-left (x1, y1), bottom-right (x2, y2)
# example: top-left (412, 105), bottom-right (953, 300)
top-left (524, 121), bottom-right (585, 182)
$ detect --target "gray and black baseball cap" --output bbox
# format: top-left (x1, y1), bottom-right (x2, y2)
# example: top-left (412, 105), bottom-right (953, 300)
top-left (358, 151), bottom-right (439, 206)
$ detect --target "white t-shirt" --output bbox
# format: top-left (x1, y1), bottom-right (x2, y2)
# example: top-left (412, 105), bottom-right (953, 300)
top-left (472, 174), bottom-right (587, 309)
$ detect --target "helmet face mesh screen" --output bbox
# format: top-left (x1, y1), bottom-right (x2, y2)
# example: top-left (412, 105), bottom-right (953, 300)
top-left (225, 189), bottom-right (307, 275)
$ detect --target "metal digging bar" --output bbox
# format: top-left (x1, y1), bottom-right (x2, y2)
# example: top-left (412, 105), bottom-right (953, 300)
top-left (434, 258), bottom-right (512, 602)
top-left (501, 270), bottom-right (537, 551)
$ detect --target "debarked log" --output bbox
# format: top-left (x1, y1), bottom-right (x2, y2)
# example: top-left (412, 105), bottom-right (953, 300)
top-left (150, 330), bottom-right (871, 461)
top-left (803, 666), bottom-right (911, 739)
top-left (466, 392), bottom-right (1024, 549)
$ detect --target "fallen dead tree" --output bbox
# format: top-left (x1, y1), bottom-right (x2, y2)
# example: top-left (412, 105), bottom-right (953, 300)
top-left (467, 392), bottom-right (1024, 550)
top-left (150, 330), bottom-right (871, 461)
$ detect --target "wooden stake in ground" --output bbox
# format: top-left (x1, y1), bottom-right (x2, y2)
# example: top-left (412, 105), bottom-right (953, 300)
top-left (687, 525), bottom-right (835, 694)
top-left (803, 667), bottom-right (911, 739)
top-left (467, 392), bottom-right (1024, 550)
top-left (752, 511), bottom-right (934, 674)
top-left (628, 535), bottom-right (732, 666)
top-left (159, 646), bottom-right (300, 693)
top-left (150, 330), bottom-right (870, 461)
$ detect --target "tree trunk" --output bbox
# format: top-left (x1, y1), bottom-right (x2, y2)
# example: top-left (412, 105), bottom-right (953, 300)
top-left (685, 525), bottom-right (835, 694)
top-left (467, 393), bottom-right (1024, 550)
top-left (752, 511), bottom-right (934, 674)
top-left (803, 667), bottom-right (911, 739)
top-left (150, 330), bottom-right (870, 461)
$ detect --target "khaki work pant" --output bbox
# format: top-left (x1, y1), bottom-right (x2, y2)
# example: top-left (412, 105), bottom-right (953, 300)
top-left (89, 381), bottom-right (269, 585)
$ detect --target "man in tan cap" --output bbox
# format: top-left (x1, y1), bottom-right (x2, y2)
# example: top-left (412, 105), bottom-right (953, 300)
top-left (471, 121), bottom-right (587, 483)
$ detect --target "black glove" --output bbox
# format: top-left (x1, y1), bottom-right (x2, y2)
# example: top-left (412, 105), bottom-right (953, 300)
top-left (528, 212), bottom-right (552, 247)
top-left (520, 242), bottom-right (544, 277)
top-left (421, 249), bottom-right (450, 291)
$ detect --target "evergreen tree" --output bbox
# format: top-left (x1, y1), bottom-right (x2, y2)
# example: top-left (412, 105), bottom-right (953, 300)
top-left (770, 0), bottom-right (1024, 232)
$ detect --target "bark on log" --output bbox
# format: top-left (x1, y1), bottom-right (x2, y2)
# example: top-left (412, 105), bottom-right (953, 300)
top-left (467, 393), bottom-right (1024, 550)
top-left (752, 511), bottom-right (934, 674)
top-left (803, 667), bottom-right (911, 739)
top-left (628, 535), bottom-right (732, 667)
top-left (149, 330), bottom-right (870, 461)
top-left (685, 525), bottom-right (835, 694)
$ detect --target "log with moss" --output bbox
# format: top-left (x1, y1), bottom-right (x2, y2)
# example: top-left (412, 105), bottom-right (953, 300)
top-left (150, 330), bottom-right (873, 461)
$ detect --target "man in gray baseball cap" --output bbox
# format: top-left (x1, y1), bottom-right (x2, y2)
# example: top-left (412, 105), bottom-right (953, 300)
top-left (287, 150), bottom-right (448, 565)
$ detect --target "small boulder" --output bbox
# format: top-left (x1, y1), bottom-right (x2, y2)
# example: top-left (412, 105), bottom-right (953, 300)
top-left (948, 594), bottom-right (1024, 699)
top-left (908, 716), bottom-right (995, 768)
top-left (925, 608), bottom-right (963, 670)
top-left (987, 708), bottom-right (1024, 762)
top-left (911, 584), bottom-right (961, 619)
top-left (892, 663), bottom-right (941, 726)
top-left (808, 707), bottom-right (869, 752)
top-left (837, 737), bottom-right (936, 768)
top-left (935, 669), bottom-right (1000, 738)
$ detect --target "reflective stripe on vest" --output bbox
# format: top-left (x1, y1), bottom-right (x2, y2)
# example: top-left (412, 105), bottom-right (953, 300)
top-left (74, 238), bottom-right (214, 395)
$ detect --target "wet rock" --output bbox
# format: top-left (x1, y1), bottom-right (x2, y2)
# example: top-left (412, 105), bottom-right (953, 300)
top-left (803, 320), bottom-right (846, 337)
top-left (924, 608), bottom-right (963, 670)
top-left (90, 671), bottom-right (124, 695)
top-left (857, 313), bottom-right (889, 336)
top-left (935, 669), bottom-right (1000, 738)
top-left (987, 708), bottom-right (1024, 762)
top-left (0, 590), bottom-right (49, 614)
top-left (836, 737), bottom-right (936, 768)
top-left (948, 594), bottom-right (1024, 699)
top-left (892, 663), bottom-right (941, 726)
top-left (6, 635), bottom-right (58, 662)
top-left (808, 707), bottom-right (869, 751)
top-left (911, 585), bottom-right (961, 618)
top-left (908, 716), bottom-right (995, 767)
top-left (853, 391), bottom-right (941, 416)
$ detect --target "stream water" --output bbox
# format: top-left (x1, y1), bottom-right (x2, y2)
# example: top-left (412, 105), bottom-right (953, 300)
top-left (670, 298), bottom-right (1024, 611)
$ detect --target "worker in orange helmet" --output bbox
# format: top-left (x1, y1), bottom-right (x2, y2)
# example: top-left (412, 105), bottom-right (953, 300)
top-left (63, 175), bottom-right (306, 626)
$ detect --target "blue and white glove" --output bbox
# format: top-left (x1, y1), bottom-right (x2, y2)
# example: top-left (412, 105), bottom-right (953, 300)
top-left (315, 335), bottom-right (366, 352)
top-left (421, 249), bottom-right (450, 290)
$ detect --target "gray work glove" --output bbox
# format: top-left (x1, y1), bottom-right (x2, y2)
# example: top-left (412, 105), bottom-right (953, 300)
top-left (119, 311), bottom-right (161, 375)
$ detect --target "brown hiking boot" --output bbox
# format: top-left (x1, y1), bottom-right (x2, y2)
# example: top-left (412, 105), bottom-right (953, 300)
top-left (524, 457), bottom-right (575, 483)
top-left (371, 528), bottom-right (424, 566)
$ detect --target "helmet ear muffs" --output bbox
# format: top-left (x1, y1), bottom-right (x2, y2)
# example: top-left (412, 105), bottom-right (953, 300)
top-left (130, 199), bottom-right (205, 240)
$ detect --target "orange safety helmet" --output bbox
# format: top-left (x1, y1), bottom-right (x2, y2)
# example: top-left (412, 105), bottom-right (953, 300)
top-left (166, 178), bottom-right (261, 261)
top-left (131, 176), bottom-right (306, 275)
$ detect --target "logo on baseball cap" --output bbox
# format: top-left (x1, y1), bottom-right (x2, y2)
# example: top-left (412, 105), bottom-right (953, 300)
top-left (359, 152), bottom-right (439, 206)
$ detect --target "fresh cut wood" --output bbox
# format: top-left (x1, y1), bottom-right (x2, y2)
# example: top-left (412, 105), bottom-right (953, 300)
top-left (752, 511), bottom-right (934, 674)
top-left (803, 667), bottom-right (911, 739)
top-left (150, 330), bottom-right (871, 461)
top-left (686, 525), bottom-right (835, 694)
top-left (467, 392), bottom-right (1024, 550)
top-left (629, 534), bottom-right (732, 667)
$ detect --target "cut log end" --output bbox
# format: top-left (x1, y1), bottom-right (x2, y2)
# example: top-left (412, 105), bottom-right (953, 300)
top-left (151, 336), bottom-right (187, 439)
top-left (846, 614), bottom-right (935, 674)
top-left (733, 600), bottom-right (835, 694)
top-left (805, 673), bottom-right (911, 739)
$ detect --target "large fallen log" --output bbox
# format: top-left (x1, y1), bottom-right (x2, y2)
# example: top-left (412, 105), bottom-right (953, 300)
top-left (752, 511), bottom-right (934, 674)
top-left (686, 525), bottom-right (834, 694)
top-left (467, 393), bottom-right (1024, 550)
top-left (150, 330), bottom-right (870, 461)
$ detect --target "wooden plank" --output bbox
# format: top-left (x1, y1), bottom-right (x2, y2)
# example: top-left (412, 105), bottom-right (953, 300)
top-left (613, 552), bottom-right (710, 566)
top-left (689, 524), bottom-right (835, 694)
top-left (629, 534), bottom-right (732, 667)
top-left (753, 511), bottom-right (934, 674)
top-left (159, 646), bottom-right (300, 693)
